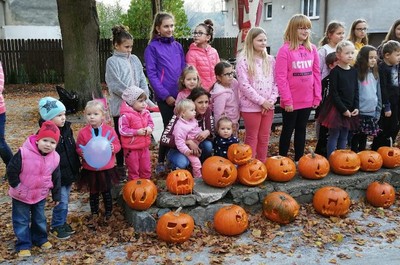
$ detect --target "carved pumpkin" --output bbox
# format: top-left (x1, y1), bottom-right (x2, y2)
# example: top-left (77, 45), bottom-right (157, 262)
top-left (166, 169), bottom-right (194, 195)
top-left (377, 138), bottom-right (400, 168)
top-left (202, 156), bottom-right (237, 187)
top-left (298, 147), bottom-right (330, 180)
top-left (357, 150), bottom-right (383, 172)
top-left (214, 204), bottom-right (248, 236)
top-left (227, 143), bottom-right (252, 165)
top-left (265, 156), bottom-right (296, 182)
top-left (366, 174), bottom-right (395, 208)
top-left (122, 179), bottom-right (157, 210)
top-left (156, 207), bottom-right (194, 243)
top-left (262, 191), bottom-right (300, 224)
top-left (237, 159), bottom-right (267, 186)
top-left (313, 186), bottom-right (351, 217)
top-left (329, 149), bottom-right (360, 175)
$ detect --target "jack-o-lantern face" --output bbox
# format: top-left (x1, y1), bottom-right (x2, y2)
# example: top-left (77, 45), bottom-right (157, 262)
top-left (366, 176), bottom-right (396, 208)
top-left (329, 149), bottom-right (360, 175)
top-left (265, 156), bottom-right (296, 182)
top-left (122, 179), bottom-right (158, 210)
top-left (156, 207), bottom-right (194, 243)
top-left (262, 191), bottom-right (300, 224)
top-left (227, 143), bottom-right (252, 165)
top-left (166, 169), bottom-right (194, 195)
top-left (298, 150), bottom-right (330, 179)
top-left (202, 156), bottom-right (237, 187)
top-left (377, 146), bottom-right (400, 168)
top-left (237, 159), bottom-right (267, 186)
top-left (313, 186), bottom-right (350, 217)
top-left (214, 205), bottom-right (248, 236)
top-left (358, 150), bottom-right (383, 172)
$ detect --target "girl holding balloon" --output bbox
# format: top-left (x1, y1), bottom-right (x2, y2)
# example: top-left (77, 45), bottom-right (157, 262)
top-left (76, 100), bottom-right (121, 220)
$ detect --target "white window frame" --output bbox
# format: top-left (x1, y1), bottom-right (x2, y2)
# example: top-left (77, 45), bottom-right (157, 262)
top-left (264, 2), bottom-right (272, 20)
top-left (232, 7), bottom-right (237, 25)
top-left (301, 0), bottom-right (320, 19)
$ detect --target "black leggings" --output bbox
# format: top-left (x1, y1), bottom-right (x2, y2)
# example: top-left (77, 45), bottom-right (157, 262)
top-left (279, 108), bottom-right (311, 161)
top-left (157, 100), bottom-right (174, 163)
top-left (113, 116), bottom-right (124, 167)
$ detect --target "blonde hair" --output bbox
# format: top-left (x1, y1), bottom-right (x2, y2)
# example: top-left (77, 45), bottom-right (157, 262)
top-left (239, 27), bottom-right (271, 77)
top-left (178, 65), bottom-right (200, 91)
top-left (283, 14), bottom-right (313, 51)
top-left (336, 40), bottom-right (355, 54)
top-left (174, 99), bottom-right (195, 117)
top-left (85, 100), bottom-right (106, 116)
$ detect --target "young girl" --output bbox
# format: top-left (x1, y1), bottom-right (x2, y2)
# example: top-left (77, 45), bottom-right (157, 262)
top-left (144, 12), bottom-right (186, 174)
top-left (318, 40), bottom-right (359, 157)
top-left (105, 25), bottom-right (155, 178)
top-left (210, 60), bottom-right (240, 134)
top-left (275, 14), bottom-right (321, 162)
top-left (377, 19), bottom-right (400, 61)
top-left (76, 100), bottom-right (121, 220)
top-left (213, 116), bottom-right (239, 158)
top-left (186, 19), bottom-right (220, 91)
top-left (7, 121), bottom-right (61, 257)
top-left (173, 99), bottom-right (203, 178)
top-left (119, 87), bottom-right (154, 180)
top-left (347, 19), bottom-right (369, 64)
top-left (318, 21), bottom-right (345, 79)
top-left (236, 27), bottom-right (278, 163)
top-left (351, 45), bottom-right (382, 152)
top-left (175, 65), bottom-right (200, 105)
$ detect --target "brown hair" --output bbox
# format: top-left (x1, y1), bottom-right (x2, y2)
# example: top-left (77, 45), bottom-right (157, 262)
top-left (148, 12), bottom-right (175, 42)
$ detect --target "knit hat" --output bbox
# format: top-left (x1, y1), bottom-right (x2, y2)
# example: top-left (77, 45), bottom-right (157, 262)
top-left (38, 96), bottom-right (66, 121)
top-left (122, 86), bottom-right (145, 106)
top-left (37, 121), bottom-right (60, 143)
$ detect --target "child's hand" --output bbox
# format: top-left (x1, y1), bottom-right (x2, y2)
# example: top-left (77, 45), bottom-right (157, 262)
top-left (284, 105), bottom-right (293, 112)
top-left (196, 130), bottom-right (210, 142)
top-left (261, 101), bottom-right (274, 111)
top-left (351, 109), bottom-right (359, 116)
top-left (385, 110), bottom-right (392, 117)
top-left (145, 127), bottom-right (153, 135)
top-left (343, 110), bottom-right (351, 117)
top-left (137, 128), bottom-right (146, 135)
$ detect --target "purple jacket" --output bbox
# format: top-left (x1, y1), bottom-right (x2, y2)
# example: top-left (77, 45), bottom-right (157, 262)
top-left (144, 37), bottom-right (186, 101)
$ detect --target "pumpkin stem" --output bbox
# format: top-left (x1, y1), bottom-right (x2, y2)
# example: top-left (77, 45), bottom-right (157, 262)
top-left (174, 207), bottom-right (183, 216)
top-left (308, 146), bottom-right (315, 158)
top-left (380, 172), bottom-right (391, 183)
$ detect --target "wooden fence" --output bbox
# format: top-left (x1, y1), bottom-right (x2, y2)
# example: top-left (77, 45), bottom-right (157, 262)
top-left (0, 38), bottom-right (237, 84)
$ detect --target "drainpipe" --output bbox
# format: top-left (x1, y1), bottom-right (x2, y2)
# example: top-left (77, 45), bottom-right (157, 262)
top-left (323, 0), bottom-right (328, 30)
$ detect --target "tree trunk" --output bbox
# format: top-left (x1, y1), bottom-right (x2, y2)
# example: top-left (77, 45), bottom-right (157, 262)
top-left (57, 0), bottom-right (102, 109)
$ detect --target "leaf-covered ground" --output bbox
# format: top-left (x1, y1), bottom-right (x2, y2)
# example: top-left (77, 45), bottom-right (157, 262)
top-left (0, 84), bottom-right (399, 264)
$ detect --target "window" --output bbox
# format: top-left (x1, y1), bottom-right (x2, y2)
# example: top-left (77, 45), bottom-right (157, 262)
top-left (264, 3), bottom-right (272, 20)
top-left (302, 0), bottom-right (320, 18)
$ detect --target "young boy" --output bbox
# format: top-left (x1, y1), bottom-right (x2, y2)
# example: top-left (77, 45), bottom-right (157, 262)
top-left (371, 40), bottom-right (400, 150)
top-left (38, 96), bottom-right (81, 239)
top-left (8, 121), bottom-right (61, 257)
top-left (213, 117), bottom-right (239, 158)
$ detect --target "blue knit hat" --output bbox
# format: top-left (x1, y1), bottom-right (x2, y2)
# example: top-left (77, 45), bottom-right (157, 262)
top-left (38, 97), bottom-right (66, 121)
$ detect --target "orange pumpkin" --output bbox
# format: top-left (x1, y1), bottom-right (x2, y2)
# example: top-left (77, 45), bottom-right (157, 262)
top-left (298, 147), bottom-right (330, 180)
top-left (202, 156), bottom-right (237, 187)
top-left (214, 204), bottom-right (248, 236)
top-left (357, 150), bottom-right (383, 172)
top-left (329, 149), bottom-right (360, 175)
top-left (227, 143), bottom-right (252, 165)
top-left (237, 159), bottom-right (267, 186)
top-left (166, 169), bottom-right (194, 195)
top-left (122, 179), bottom-right (158, 210)
top-left (156, 207), bottom-right (194, 243)
top-left (265, 156), bottom-right (296, 182)
top-left (377, 138), bottom-right (400, 168)
top-left (262, 192), bottom-right (300, 224)
top-left (366, 174), bottom-right (395, 208)
top-left (313, 186), bottom-right (351, 217)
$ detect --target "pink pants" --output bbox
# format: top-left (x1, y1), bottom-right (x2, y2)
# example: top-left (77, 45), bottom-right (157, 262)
top-left (124, 148), bottom-right (151, 180)
top-left (188, 155), bottom-right (202, 178)
top-left (241, 110), bottom-right (274, 163)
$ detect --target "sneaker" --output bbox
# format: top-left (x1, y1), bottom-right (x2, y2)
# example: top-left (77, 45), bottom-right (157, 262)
top-left (50, 226), bottom-right (70, 239)
top-left (41, 241), bottom-right (52, 249)
top-left (117, 166), bottom-right (127, 182)
top-left (18, 249), bottom-right (31, 257)
top-left (155, 163), bottom-right (166, 174)
top-left (63, 223), bottom-right (75, 235)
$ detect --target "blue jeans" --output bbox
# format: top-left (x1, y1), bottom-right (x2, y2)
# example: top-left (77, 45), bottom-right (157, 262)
top-left (12, 198), bottom-right (48, 251)
top-left (0, 112), bottom-right (13, 166)
top-left (51, 185), bottom-right (71, 228)
top-left (327, 127), bottom-right (349, 158)
top-left (167, 140), bottom-right (213, 170)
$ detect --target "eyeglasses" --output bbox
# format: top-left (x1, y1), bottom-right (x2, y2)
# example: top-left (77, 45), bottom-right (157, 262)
top-left (355, 28), bottom-right (368, 32)
top-left (192, 31), bottom-right (207, 36)
top-left (298, 27), bottom-right (311, 32)
top-left (222, 71), bottom-right (235, 77)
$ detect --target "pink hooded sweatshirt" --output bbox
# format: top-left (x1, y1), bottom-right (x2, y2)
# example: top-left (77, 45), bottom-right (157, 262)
top-left (210, 79), bottom-right (240, 125)
top-left (275, 42), bottom-right (322, 110)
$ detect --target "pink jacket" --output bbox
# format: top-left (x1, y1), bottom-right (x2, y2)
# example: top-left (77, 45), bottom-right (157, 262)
top-left (186, 43), bottom-right (220, 91)
top-left (210, 79), bottom-right (240, 124)
top-left (236, 55), bottom-right (279, 112)
top-left (9, 136), bottom-right (60, 204)
top-left (173, 117), bottom-right (202, 155)
top-left (119, 101), bottom-right (154, 150)
top-left (275, 42), bottom-right (322, 110)
top-left (176, 89), bottom-right (191, 105)
top-left (76, 124), bottom-right (121, 171)
top-left (0, 61), bottom-right (5, 114)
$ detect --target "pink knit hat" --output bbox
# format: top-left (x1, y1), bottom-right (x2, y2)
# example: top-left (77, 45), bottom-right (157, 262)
top-left (122, 86), bottom-right (145, 105)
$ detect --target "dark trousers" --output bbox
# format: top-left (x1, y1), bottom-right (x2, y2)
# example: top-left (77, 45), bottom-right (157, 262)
top-left (113, 116), bottom-right (124, 167)
top-left (279, 108), bottom-right (312, 161)
top-left (371, 103), bottom-right (399, 150)
top-left (351, 132), bottom-right (368, 152)
top-left (157, 100), bottom-right (174, 163)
